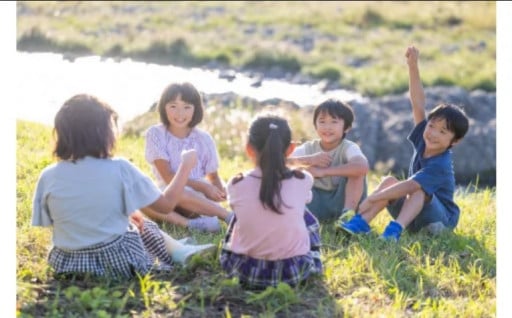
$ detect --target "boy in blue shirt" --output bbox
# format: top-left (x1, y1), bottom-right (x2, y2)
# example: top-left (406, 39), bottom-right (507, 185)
top-left (337, 46), bottom-right (469, 241)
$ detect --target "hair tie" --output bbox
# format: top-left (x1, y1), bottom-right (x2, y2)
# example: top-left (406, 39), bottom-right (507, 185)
top-left (269, 123), bottom-right (278, 129)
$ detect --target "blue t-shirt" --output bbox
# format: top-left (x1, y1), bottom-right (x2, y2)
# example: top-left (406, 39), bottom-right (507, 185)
top-left (408, 120), bottom-right (460, 227)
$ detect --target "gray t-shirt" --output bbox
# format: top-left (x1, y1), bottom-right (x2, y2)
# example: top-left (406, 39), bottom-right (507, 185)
top-left (32, 156), bottom-right (161, 250)
top-left (292, 139), bottom-right (365, 191)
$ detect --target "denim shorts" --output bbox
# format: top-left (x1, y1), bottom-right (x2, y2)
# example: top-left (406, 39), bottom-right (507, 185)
top-left (386, 194), bottom-right (451, 232)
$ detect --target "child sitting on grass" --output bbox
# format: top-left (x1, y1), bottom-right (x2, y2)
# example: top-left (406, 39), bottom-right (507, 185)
top-left (32, 94), bottom-right (216, 279)
top-left (338, 46), bottom-right (469, 241)
top-left (287, 99), bottom-right (369, 222)
top-left (144, 82), bottom-right (233, 233)
top-left (220, 115), bottom-right (322, 289)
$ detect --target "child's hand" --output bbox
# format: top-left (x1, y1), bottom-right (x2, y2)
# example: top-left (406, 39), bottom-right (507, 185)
top-left (204, 183), bottom-right (227, 202)
top-left (306, 166), bottom-right (325, 178)
top-left (310, 152), bottom-right (332, 168)
top-left (129, 211), bottom-right (145, 233)
top-left (180, 149), bottom-right (198, 168)
top-left (405, 46), bottom-right (419, 66)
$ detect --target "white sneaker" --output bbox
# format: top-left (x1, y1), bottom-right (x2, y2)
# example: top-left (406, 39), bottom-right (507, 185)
top-left (177, 237), bottom-right (196, 245)
top-left (172, 243), bottom-right (216, 265)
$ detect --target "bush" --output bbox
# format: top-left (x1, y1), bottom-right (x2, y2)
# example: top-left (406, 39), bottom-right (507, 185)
top-left (243, 52), bottom-right (301, 74)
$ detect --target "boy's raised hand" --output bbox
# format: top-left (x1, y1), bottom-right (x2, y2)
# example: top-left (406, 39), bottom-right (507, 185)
top-left (405, 46), bottom-right (419, 66)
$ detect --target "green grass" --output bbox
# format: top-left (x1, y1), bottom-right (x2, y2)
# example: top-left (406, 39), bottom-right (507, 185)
top-left (16, 114), bottom-right (495, 317)
top-left (16, 1), bottom-right (496, 97)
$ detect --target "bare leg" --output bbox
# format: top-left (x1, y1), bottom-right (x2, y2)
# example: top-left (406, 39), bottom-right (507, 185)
top-left (344, 175), bottom-right (365, 210)
top-left (359, 176), bottom-right (399, 224)
top-left (394, 189), bottom-right (426, 228)
top-left (140, 207), bottom-right (189, 227)
top-left (178, 188), bottom-right (230, 219)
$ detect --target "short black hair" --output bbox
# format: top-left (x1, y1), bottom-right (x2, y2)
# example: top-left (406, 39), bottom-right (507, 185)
top-left (157, 82), bottom-right (204, 128)
top-left (313, 99), bottom-right (355, 139)
top-left (427, 103), bottom-right (469, 141)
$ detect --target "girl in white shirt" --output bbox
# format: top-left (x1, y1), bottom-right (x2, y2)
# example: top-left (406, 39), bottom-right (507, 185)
top-left (144, 82), bottom-right (233, 232)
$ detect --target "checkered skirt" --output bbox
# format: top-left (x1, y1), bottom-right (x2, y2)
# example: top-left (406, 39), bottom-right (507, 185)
top-left (48, 219), bottom-right (173, 279)
top-left (220, 209), bottom-right (323, 288)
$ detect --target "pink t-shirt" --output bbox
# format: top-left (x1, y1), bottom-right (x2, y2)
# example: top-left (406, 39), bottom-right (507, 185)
top-left (225, 167), bottom-right (314, 260)
top-left (145, 124), bottom-right (220, 189)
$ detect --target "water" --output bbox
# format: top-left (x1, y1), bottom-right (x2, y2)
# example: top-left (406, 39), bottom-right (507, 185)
top-left (15, 52), bottom-right (363, 126)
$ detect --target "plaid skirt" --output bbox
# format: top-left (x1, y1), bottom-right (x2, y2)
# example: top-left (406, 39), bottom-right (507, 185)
top-left (48, 219), bottom-right (173, 279)
top-left (220, 209), bottom-right (323, 288)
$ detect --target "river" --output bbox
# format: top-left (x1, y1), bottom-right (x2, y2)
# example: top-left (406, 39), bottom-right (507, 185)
top-left (15, 51), bottom-right (364, 127)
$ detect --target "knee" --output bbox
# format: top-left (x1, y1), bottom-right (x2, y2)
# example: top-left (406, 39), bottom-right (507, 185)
top-left (347, 175), bottom-right (365, 185)
top-left (381, 175), bottom-right (398, 184)
top-left (377, 175), bottom-right (398, 189)
top-left (411, 188), bottom-right (427, 200)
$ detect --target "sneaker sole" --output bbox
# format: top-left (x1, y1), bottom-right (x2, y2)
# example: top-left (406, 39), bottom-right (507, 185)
top-left (336, 223), bottom-right (370, 236)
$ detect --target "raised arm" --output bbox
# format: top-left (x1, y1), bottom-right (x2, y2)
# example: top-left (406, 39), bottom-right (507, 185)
top-left (148, 149), bottom-right (197, 213)
top-left (406, 46), bottom-right (426, 125)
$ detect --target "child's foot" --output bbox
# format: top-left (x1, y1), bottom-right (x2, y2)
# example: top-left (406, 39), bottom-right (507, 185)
top-left (336, 214), bottom-right (371, 235)
top-left (172, 243), bottom-right (217, 265)
top-left (380, 221), bottom-right (403, 242)
top-left (338, 208), bottom-right (356, 223)
top-left (177, 236), bottom-right (196, 245)
top-left (187, 216), bottom-right (221, 233)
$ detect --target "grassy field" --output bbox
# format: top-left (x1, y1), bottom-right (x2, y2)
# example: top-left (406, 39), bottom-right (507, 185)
top-left (16, 111), bottom-right (496, 317)
top-left (16, 1), bottom-right (496, 97)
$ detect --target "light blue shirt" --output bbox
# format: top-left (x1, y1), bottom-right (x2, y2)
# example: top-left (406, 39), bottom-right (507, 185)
top-left (32, 156), bottom-right (161, 249)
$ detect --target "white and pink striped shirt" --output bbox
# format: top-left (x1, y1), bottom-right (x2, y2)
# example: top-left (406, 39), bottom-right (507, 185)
top-left (144, 124), bottom-right (220, 189)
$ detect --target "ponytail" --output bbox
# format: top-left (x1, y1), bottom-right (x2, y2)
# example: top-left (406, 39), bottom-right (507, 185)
top-left (248, 116), bottom-right (292, 214)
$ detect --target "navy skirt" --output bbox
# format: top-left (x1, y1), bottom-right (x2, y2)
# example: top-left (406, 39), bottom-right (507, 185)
top-left (220, 209), bottom-right (323, 288)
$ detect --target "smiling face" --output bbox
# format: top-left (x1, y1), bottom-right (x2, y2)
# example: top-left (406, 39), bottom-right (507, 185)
top-left (423, 118), bottom-right (457, 156)
top-left (165, 94), bottom-right (195, 135)
top-left (314, 111), bottom-right (347, 151)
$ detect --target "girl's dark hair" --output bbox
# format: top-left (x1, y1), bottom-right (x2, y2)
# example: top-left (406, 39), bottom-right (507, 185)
top-left (427, 103), bottom-right (469, 143)
top-left (248, 115), bottom-right (293, 214)
top-left (313, 99), bottom-right (354, 139)
top-left (157, 82), bottom-right (204, 127)
top-left (54, 94), bottom-right (118, 161)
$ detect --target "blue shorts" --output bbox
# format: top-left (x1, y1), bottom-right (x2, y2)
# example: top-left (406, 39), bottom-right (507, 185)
top-left (307, 177), bottom-right (367, 222)
top-left (386, 194), bottom-right (452, 233)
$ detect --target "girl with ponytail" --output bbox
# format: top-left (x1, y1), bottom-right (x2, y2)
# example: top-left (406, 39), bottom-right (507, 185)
top-left (219, 115), bottom-right (323, 289)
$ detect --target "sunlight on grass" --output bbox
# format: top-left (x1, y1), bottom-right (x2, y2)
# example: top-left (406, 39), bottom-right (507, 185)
top-left (16, 117), bottom-right (495, 317)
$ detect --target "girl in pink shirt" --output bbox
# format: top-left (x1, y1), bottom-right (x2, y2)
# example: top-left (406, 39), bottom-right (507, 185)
top-left (220, 115), bottom-right (323, 288)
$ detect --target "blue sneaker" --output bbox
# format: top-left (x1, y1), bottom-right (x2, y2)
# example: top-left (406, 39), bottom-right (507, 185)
top-left (337, 214), bottom-right (371, 235)
top-left (337, 208), bottom-right (356, 223)
top-left (381, 221), bottom-right (403, 242)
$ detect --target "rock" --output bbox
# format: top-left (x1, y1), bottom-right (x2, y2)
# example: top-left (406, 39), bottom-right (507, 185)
top-left (145, 86), bottom-right (496, 186)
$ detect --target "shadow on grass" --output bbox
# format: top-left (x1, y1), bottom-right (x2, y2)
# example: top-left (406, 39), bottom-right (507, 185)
top-left (18, 243), bottom-right (341, 318)
top-left (153, 248), bottom-right (341, 317)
